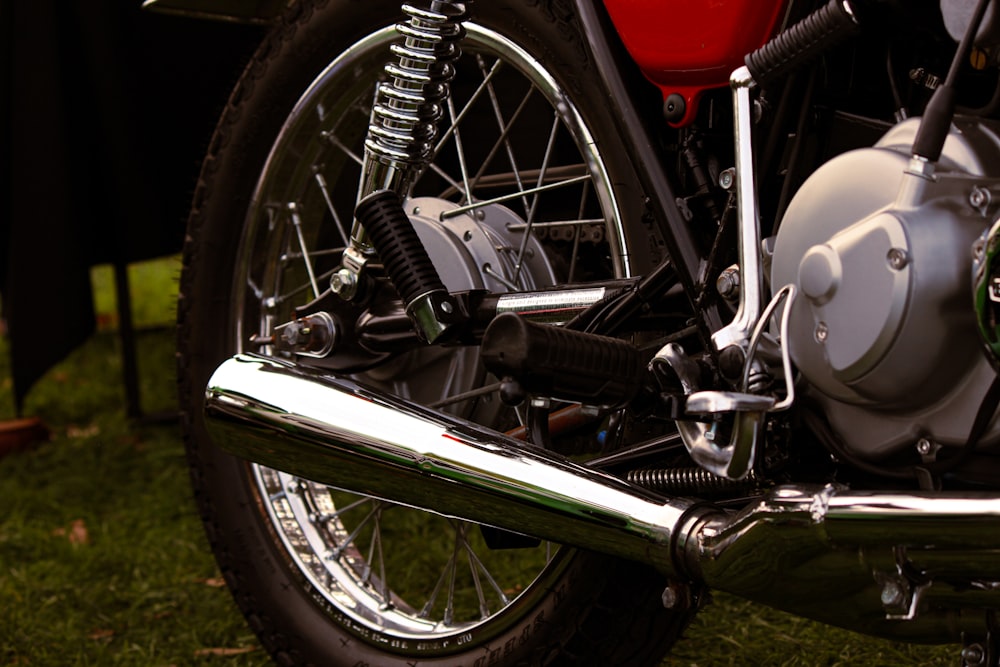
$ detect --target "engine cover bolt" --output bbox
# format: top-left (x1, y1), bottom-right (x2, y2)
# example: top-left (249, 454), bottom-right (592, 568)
top-left (815, 321), bottom-right (829, 343)
top-left (974, 238), bottom-right (987, 262)
top-left (969, 186), bottom-right (991, 212)
top-left (719, 168), bottom-right (736, 191)
top-left (886, 247), bottom-right (909, 270)
top-left (916, 438), bottom-right (933, 455)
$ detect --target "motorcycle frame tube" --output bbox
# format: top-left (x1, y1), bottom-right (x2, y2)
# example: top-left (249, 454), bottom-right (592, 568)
top-left (205, 353), bottom-right (1000, 643)
top-left (572, 1), bottom-right (723, 343)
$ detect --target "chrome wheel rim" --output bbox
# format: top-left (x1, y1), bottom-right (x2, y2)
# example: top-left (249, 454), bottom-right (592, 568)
top-left (232, 22), bottom-right (631, 648)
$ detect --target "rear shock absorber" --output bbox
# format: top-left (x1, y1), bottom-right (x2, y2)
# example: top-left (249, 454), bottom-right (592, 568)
top-left (361, 2), bottom-right (470, 196)
top-left (334, 2), bottom-right (470, 307)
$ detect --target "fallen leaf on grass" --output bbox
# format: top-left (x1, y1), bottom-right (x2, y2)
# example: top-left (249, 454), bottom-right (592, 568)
top-left (193, 647), bottom-right (258, 657)
top-left (52, 519), bottom-right (89, 545)
top-left (89, 628), bottom-right (115, 641)
top-left (66, 424), bottom-right (100, 439)
top-left (197, 577), bottom-right (227, 588)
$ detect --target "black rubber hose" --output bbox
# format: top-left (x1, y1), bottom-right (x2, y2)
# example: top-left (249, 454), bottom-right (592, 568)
top-left (746, 0), bottom-right (859, 87)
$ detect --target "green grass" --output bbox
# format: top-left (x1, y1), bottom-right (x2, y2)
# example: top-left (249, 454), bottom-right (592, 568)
top-left (0, 260), bottom-right (269, 666)
top-left (0, 257), bottom-right (965, 665)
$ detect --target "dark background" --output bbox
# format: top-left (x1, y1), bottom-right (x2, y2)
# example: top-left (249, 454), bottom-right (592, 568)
top-left (1, 1), bottom-right (264, 411)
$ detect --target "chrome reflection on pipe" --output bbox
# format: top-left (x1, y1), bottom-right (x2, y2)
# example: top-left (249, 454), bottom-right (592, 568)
top-left (683, 484), bottom-right (1000, 643)
top-left (204, 353), bottom-right (698, 573)
top-left (205, 354), bottom-right (1000, 643)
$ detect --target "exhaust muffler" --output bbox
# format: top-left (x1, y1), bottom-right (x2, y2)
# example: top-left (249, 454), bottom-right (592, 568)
top-left (204, 353), bottom-right (1000, 643)
top-left (204, 353), bottom-right (701, 574)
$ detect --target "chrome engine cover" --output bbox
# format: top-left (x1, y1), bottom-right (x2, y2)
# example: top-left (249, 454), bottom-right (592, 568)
top-left (771, 117), bottom-right (1000, 459)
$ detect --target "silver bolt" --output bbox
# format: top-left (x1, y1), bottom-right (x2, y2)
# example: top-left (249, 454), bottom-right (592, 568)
top-left (716, 266), bottom-right (741, 299)
top-left (661, 586), bottom-right (679, 609)
top-left (440, 301), bottom-right (453, 314)
top-left (719, 168), bottom-right (736, 190)
top-left (880, 580), bottom-right (905, 607)
top-left (962, 644), bottom-right (986, 666)
top-left (475, 209), bottom-right (486, 221)
top-left (916, 438), bottom-right (932, 456)
top-left (970, 186), bottom-right (991, 211)
top-left (463, 230), bottom-right (473, 242)
top-left (974, 238), bottom-right (987, 263)
top-left (815, 321), bottom-right (829, 343)
top-left (330, 268), bottom-right (358, 299)
top-left (412, 206), bottom-right (421, 215)
top-left (887, 247), bottom-right (909, 270)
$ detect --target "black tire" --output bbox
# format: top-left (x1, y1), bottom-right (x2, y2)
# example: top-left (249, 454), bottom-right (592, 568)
top-left (177, 1), bottom-right (695, 664)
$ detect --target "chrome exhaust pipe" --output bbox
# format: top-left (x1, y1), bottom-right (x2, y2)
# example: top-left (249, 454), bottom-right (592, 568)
top-left (205, 354), bottom-right (1000, 642)
top-left (204, 354), bottom-right (702, 575)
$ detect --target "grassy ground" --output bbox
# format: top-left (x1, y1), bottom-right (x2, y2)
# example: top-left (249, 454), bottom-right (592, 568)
top-left (0, 257), bottom-right (961, 666)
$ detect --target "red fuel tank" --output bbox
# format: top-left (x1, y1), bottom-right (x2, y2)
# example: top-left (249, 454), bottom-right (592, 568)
top-left (603, 0), bottom-right (789, 125)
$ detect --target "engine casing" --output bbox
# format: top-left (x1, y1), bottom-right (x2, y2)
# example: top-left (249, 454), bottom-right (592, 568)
top-left (771, 117), bottom-right (1000, 460)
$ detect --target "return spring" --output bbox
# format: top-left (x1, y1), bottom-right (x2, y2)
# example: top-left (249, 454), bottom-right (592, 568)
top-left (627, 467), bottom-right (759, 496)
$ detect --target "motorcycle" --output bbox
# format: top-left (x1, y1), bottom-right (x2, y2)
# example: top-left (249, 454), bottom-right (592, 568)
top-left (171, 0), bottom-right (1000, 663)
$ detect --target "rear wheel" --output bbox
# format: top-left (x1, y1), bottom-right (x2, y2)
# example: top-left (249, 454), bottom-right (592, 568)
top-left (177, 1), bottom-right (693, 664)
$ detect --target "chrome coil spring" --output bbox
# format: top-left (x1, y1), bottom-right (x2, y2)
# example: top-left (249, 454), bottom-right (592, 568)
top-left (365, 2), bottom-right (470, 168)
top-left (627, 467), bottom-right (758, 496)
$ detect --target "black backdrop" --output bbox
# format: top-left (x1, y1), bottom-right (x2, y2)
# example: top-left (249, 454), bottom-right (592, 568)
top-left (1, 1), bottom-right (263, 411)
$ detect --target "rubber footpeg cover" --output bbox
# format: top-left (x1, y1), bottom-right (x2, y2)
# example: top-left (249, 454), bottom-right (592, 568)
top-left (480, 312), bottom-right (646, 406)
top-left (355, 189), bottom-right (447, 305)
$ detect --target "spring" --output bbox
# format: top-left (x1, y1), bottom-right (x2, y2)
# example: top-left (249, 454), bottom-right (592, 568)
top-left (627, 467), bottom-right (758, 496)
top-left (365, 2), bottom-right (470, 168)
top-left (746, 368), bottom-right (772, 394)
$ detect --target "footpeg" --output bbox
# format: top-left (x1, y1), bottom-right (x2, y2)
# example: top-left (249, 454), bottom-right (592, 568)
top-left (354, 190), bottom-right (464, 343)
top-left (655, 343), bottom-right (772, 480)
top-left (480, 313), bottom-right (646, 407)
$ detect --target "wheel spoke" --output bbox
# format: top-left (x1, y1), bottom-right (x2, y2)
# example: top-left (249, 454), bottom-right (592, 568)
top-left (267, 264), bottom-right (340, 308)
top-left (362, 503), bottom-right (391, 606)
top-left (286, 203), bottom-right (322, 299)
top-left (512, 111), bottom-right (561, 284)
top-left (443, 522), bottom-right (464, 626)
top-left (312, 168), bottom-right (350, 246)
top-left (322, 130), bottom-right (364, 167)
top-left (440, 174), bottom-right (590, 220)
top-left (447, 98), bottom-right (475, 204)
top-left (427, 161), bottom-right (468, 199)
top-left (568, 180), bottom-right (592, 282)
top-left (462, 535), bottom-right (510, 616)
top-left (434, 58), bottom-right (503, 156)
top-left (331, 501), bottom-right (380, 559)
top-left (475, 54), bottom-right (534, 217)
top-left (419, 527), bottom-right (462, 622)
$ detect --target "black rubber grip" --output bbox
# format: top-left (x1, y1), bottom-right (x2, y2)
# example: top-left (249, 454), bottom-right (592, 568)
top-left (355, 190), bottom-right (446, 304)
top-left (746, 0), bottom-right (859, 86)
top-left (481, 312), bottom-right (646, 406)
